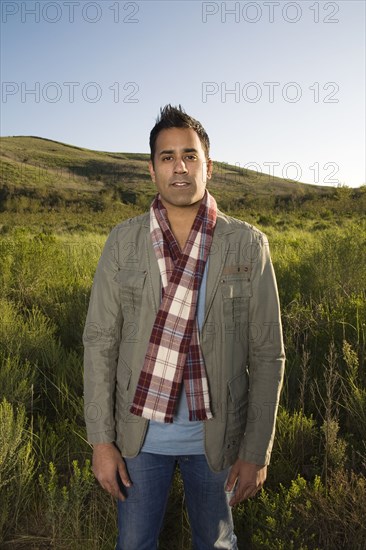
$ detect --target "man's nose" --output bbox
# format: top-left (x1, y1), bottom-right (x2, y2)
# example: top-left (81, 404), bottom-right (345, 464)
top-left (174, 158), bottom-right (188, 173)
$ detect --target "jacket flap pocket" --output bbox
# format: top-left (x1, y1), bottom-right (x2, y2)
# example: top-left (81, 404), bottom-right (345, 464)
top-left (117, 361), bottom-right (132, 392)
top-left (113, 269), bottom-right (146, 288)
top-left (228, 370), bottom-right (249, 403)
top-left (220, 277), bottom-right (252, 299)
top-left (222, 264), bottom-right (251, 276)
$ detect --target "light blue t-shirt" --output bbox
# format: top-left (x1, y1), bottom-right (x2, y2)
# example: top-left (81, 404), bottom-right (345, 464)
top-left (141, 260), bottom-right (209, 455)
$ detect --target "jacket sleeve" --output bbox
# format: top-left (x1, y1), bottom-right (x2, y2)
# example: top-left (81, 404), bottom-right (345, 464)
top-left (239, 231), bottom-right (285, 465)
top-left (83, 226), bottom-right (123, 445)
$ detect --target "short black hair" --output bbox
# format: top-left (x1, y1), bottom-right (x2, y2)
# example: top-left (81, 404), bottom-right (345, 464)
top-left (149, 104), bottom-right (210, 165)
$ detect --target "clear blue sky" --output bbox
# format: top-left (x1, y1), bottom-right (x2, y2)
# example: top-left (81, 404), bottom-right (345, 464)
top-left (1, 0), bottom-right (365, 187)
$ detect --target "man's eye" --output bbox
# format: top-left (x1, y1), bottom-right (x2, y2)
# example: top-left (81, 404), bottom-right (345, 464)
top-left (186, 155), bottom-right (197, 160)
top-left (162, 156), bottom-right (173, 161)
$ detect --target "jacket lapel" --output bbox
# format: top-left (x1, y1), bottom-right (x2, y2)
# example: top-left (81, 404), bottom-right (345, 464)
top-left (203, 215), bottom-right (232, 328)
top-left (145, 228), bottom-right (161, 314)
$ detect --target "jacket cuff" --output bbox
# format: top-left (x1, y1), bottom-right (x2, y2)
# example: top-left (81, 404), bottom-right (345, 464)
top-left (238, 447), bottom-right (271, 466)
top-left (87, 430), bottom-right (116, 445)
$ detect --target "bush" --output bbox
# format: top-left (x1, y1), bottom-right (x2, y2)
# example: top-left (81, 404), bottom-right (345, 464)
top-left (33, 459), bottom-right (117, 549)
top-left (269, 409), bottom-right (319, 486)
top-left (235, 472), bottom-right (366, 549)
top-left (0, 399), bottom-right (35, 541)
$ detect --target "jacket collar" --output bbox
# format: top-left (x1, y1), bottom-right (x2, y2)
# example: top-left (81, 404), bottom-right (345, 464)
top-left (140, 209), bottom-right (234, 235)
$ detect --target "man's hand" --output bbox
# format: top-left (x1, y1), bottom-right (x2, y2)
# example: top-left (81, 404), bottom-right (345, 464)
top-left (225, 459), bottom-right (267, 506)
top-left (92, 443), bottom-right (132, 501)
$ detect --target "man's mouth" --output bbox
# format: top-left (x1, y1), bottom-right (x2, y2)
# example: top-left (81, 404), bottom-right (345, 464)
top-left (171, 181), bottom-right (190, 187)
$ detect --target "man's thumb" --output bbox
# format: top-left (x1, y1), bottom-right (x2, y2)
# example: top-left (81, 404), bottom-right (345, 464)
top-left (118, 462), bottom-right (131, 488)
top-left (225, 468), bottom-right (238, 491)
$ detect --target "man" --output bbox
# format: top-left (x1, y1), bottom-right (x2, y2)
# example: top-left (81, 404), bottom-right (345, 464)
top-left (83, 105), bottom-right (285, 549)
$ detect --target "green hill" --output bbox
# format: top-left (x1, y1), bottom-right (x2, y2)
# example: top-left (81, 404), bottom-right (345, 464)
top-left (0, 135), bottom-right (335, 211)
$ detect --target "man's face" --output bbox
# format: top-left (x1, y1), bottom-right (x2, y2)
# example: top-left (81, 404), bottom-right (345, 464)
top-left (149, 127), bottom-right (212, 210)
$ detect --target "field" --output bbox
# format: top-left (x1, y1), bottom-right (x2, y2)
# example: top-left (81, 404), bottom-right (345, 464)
top-left (1, 137), bottom-right (366, 549)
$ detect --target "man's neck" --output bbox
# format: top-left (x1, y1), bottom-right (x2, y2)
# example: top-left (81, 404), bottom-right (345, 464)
top-left (162, 201), bottom-right (202, 251)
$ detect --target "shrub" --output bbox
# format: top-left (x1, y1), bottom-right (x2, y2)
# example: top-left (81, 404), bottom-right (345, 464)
top-left (37, 459), bottom-right (117, 549)
top-left (0, 349), bottom-right (35, 409)
top-left (269, 409), bottom-right (319, 486)
top-left (236, 472), bottom-right (366, 549)
top-left (297, 470), bottom-right (366, 549)
top-left (0, 399), bottom-right (35, 541)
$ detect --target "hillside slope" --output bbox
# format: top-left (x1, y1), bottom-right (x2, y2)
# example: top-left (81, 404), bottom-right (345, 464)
top-left (0, 136), bottom-right (334, 209)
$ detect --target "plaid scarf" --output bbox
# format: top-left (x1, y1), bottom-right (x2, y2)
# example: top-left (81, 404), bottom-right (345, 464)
top-left (130, 190), bottom-right (217, 423)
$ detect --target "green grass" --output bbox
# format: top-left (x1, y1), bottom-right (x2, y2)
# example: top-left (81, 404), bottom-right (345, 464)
top-left (0, 212), bottom-right (365, 547)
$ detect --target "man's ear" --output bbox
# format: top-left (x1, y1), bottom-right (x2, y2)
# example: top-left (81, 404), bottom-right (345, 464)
top-left (148, 160), bottom-right (155, 182)
top-left (206, 158), bottom-right (213, 180)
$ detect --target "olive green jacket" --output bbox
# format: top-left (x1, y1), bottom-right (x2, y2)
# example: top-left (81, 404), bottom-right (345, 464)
top-left (83, 210), bottom-right (285, 472)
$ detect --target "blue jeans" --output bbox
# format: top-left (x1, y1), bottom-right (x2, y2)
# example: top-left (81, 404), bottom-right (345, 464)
top-left (116, 453), bottom-right (238, 550)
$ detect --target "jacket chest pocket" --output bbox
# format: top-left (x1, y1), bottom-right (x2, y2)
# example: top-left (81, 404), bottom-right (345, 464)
top-left (114, 269), bottom-right (147, 315)
top-left (220, 277), bottom-right (251, 323)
